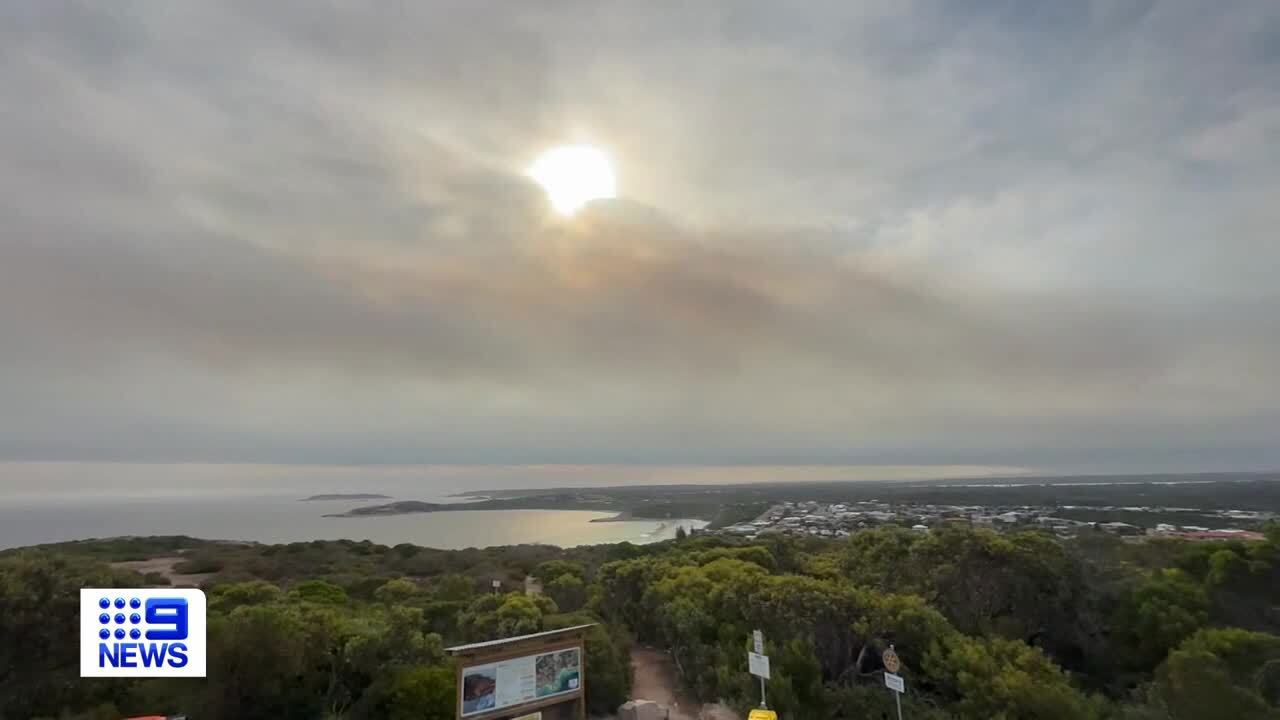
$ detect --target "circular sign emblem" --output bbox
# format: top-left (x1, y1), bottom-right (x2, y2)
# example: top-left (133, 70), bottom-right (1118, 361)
top-left (882, 647), bottom-right (900, 674)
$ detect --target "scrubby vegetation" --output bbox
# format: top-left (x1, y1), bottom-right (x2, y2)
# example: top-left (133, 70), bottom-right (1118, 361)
top-left (2, 522), bottom-right (1278, 719)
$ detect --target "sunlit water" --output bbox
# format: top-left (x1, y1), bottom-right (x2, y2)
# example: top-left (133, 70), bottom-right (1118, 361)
top-left (0, 494), bottom-right (707, 550)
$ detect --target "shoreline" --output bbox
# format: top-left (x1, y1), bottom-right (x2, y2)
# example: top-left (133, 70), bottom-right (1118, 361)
top-left (590, 511), bottom-right (632, 523)
top-left (0, 508), bottom-right (699, 551)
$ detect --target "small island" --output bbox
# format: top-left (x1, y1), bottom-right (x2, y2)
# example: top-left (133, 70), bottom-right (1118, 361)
top-left (300, 493), bottom-right (392, 502)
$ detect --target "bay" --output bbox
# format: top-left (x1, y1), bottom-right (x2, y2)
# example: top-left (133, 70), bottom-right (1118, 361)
top-left (0, 494), bottom-right (707, 550)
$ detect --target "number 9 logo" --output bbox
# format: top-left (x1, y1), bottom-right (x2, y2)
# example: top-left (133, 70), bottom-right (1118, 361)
top-left (144, 598), bottom-right (189, 641)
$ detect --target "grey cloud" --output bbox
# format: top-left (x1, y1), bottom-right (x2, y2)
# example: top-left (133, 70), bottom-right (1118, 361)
top-left (5, 198), bottom-right (1275, 412)
top-left (1, 0), bottom-right (1278, 470)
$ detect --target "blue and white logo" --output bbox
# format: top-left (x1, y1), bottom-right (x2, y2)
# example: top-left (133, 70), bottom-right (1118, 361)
top-left (80, 589), bottom-right (206, 677)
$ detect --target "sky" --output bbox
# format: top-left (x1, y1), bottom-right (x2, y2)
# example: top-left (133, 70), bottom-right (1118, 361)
top-left (2, 1), bottom-right (1279, 492)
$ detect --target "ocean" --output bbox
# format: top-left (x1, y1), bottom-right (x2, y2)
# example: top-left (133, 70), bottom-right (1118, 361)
top-left (0, 493), bottom-right (707, 550)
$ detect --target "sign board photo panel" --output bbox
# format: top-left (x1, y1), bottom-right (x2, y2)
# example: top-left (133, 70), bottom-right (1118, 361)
top-left (460, 646), bottom-right (582, 717)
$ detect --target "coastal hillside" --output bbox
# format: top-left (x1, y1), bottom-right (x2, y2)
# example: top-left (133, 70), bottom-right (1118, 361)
top-left (3, 524), bottom-right (1279, 718)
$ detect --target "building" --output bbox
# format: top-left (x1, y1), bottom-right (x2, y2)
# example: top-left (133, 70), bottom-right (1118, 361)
top-left (1099, 522), bottom-right (1142, 536)
top-left (1177, 530), bottom-right (1267, 542)
top-left (524, 575), bottom-right (544, 595)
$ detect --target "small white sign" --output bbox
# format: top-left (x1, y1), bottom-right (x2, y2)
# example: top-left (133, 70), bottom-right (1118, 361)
top-left (884, 672), bottom-right (905, 693)
top-left (748, 651), bottom-right (770, 680)
top-left (753, 630), bottom-right (764, 655)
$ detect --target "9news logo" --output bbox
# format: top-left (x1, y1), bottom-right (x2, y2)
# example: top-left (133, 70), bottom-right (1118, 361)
top-left (80, 589), bottom-right (206, 677)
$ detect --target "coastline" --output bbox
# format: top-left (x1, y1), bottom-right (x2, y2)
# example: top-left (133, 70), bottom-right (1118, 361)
top-left (0, 498), bottom-right (696, 550)
top-left (589, 511), bottom-right (632, 523)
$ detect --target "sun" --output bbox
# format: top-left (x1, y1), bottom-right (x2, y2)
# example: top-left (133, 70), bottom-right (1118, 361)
top-left (528, 144), bottom-right (617, 216)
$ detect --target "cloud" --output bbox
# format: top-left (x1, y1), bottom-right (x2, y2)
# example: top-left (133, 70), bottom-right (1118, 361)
top-left (0, 0), bottom-right (1278, 472)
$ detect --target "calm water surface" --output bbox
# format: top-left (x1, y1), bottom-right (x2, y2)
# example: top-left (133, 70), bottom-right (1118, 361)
top-left (0, 493), bottom-right (707, 549)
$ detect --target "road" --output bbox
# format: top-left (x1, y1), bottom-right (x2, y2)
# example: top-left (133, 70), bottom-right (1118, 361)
top-left (630, 647), bottom-right (738, 720)
top-left (110, 556), bottom-right (214, 587)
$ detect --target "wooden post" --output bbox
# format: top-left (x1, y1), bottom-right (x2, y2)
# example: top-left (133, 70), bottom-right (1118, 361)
top-left (578, 641), bottom-right (588, 720)
top-left (454, 656), bottom-right (463, 720)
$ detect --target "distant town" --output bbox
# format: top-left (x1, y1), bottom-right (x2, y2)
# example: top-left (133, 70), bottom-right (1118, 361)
top-left (715, 499), bottom-right (1274, 542)
top-left (318, 473), bottom-right (1280, 546)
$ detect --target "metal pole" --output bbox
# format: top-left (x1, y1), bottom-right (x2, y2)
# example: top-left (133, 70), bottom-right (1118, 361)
top-left (894, 687), bottom-right (902, 720)
top-left (760, 675), bottom-right (767, 708)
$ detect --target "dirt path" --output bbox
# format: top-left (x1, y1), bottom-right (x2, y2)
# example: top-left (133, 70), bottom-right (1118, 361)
top-left (111, 556), bottom-right (214, 587)
top-left (630, 647), bottom-right (737, 720)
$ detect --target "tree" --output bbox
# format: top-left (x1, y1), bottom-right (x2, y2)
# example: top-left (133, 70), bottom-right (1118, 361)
top-left (432, 573), bottom-right (476, 602)
top-left (595, 558), bottom-right (676, 635)
top-left (30, 702), bottom-right (125, 720)
top-left (842, 526), bottom-right (1102, 675)
top-left (291, 579), bottom-right (349, 605)
top-left (334, 607), bottom-right (447, 717)
top-left (200, 604), bottom-right (318, 719)
top-left (546, 613), bottom-right (634, 714)
top-left (1207, 548), bottom-right (1248, 587)
top-left (19, 524), bottom-right (1280, 720)
top-left (0, 554), bottom-right (131, 719)
top-left (1149, 650), bottom-right (1277, 719)
top-left (380, 666), bottom-right (455, 720)
top-left (923, 634), bottom-right (1101, 720)
top-left (1173, 535), bottom-right (1280, 634)
top-left (1136, 629), bottom-right (1280, 719)
top-left (458, 593), bottom-right (557, 641)
top-left (842, 526), bottom-right (921, 589)
top-left (909, 529), bottom-right (1093, 662)
top-left (210, 580), bottom-right (285, 612)
top-left (697, 546), bottom-right (776, 572)
top-left (1112, 569), bottom-right (1209, 670)
top-left (374, 578), bottom-right (421, 604)
top-left (827, 685), bottom-right (951, 720)
top-left (535, 560), bottom-right (585, 582)
top-left (1265, 521), bottom-right (1280, 548)
top-left (764, 637), bottom-right (827, 717)
top-left (546, 573), bottom-right (588, 613)
top-left (1258, 659), bottom-right (1280, 707)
